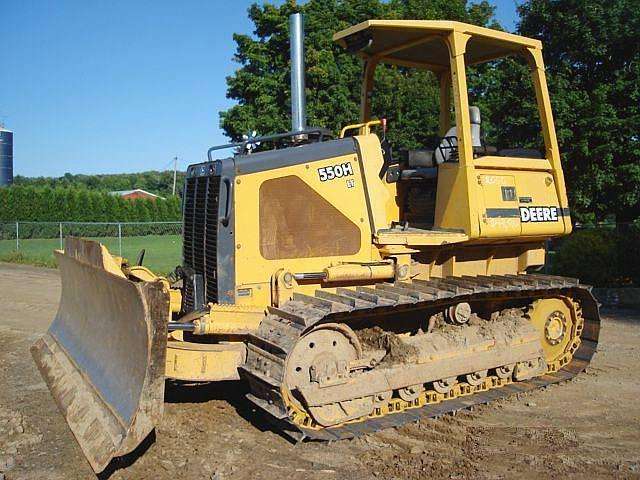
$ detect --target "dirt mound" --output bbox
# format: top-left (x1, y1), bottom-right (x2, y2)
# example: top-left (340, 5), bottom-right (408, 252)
top-left (357, 326), bottom-right (419, 363)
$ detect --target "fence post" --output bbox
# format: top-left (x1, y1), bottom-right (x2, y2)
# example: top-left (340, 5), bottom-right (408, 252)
top-left (59, 222), bottom-right (63, 250)
top-left (118, 223), bottom-right (122, 256)
top-left (15, 222), bottom-right (19, 251)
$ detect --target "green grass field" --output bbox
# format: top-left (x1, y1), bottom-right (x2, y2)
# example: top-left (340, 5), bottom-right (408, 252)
top-left (0, 235), bottom-right (183, 275)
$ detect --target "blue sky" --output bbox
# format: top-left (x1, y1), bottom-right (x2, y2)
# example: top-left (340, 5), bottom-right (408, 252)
top-left (1, 1), bottom-right (520, 177)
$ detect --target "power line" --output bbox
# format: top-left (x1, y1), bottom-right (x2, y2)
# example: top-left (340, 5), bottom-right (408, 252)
top-left (160, 157), bottom-right (175, 170)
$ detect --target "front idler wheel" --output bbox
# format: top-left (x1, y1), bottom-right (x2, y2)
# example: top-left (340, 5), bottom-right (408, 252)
top-left (283, 323), bottom-right (372, 427)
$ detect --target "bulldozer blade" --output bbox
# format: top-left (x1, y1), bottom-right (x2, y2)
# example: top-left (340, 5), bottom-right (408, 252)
top-left (31, 238), bottom-right (169, 473)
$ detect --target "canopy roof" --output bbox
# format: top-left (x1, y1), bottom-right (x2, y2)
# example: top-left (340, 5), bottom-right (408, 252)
top-left (333, 20), bottom-right (541, 71)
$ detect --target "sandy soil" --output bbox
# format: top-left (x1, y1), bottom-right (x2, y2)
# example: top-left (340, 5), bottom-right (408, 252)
top-left (0, 262), bottom-right (638, 480)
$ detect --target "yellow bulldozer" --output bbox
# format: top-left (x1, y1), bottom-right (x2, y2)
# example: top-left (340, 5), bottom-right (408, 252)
top-left (32, 16), bottom-right (600, 473)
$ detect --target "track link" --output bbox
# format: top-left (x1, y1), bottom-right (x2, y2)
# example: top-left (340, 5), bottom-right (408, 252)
top-left (240, 274), bottom-right (600, 441)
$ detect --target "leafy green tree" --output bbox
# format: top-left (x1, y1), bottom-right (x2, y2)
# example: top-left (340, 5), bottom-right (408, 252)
top-left (221, 0), bottom-right (639, 224)
top-left (0, 185), bottom-right (182, 223)
top-left (166, 196), bottom-right (182, 220)
top-left (155, 197), bottom-right (169, 221)
top-left (119, 197), bottom-right (135, 222)
top-left (50, 188), bottom-right (68, 221)
top-left (220, 0), bottom-right (497, 149)
top-left (65, 189), bottom-right (82, 221)
top-left (76, 190), bottom-right (92, 221)
top-left (111, 196), bottom-right (127, 222)
top-left (135, 200), bottom-right (153, 223)
top-left (102, 193), bottom-right (118, 222)
top-left (0, 188), bottom-right (9, 221)
top-left (481, 0), bottom-right (640, 223)
top-left (13, 170), bottom-right (187, 199)
top-left (90, 194), bottom-right (107, 222)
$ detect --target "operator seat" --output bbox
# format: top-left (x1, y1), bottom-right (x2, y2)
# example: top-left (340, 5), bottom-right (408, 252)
top-left (434, 106), bottom-right (482, 164)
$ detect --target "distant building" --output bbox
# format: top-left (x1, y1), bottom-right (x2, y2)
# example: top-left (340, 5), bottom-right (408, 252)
top-left (109, 189), bottom-right (164, 201)
top-left (0, 126), bottom-right (13, 187)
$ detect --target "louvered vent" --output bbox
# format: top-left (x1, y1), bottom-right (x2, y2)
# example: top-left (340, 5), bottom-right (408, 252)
top-left (182, 173), bottom-right (220, 310)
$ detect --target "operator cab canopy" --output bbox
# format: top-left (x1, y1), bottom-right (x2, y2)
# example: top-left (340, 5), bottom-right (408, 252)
top-left (332, 20), bottom-right (542, 71)
top-left (332, 20), bottom-right (554, 166)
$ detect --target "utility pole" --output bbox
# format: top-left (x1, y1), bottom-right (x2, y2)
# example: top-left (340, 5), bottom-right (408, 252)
top-left (172, 156), bottom-right (178, 196)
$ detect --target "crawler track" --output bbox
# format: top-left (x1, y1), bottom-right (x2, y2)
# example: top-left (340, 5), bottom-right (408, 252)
top-left (240, 274), bottom-right (600, 441)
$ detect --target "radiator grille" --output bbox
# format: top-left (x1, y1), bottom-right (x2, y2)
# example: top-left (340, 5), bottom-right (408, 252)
top-left (182, 174), bottom-right (220, 310)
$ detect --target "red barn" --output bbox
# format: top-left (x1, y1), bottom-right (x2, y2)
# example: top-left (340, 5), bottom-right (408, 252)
top-left (109, 189), bottom-right (164, 201)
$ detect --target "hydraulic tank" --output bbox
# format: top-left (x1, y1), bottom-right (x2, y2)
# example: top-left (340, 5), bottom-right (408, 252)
top-left (0, 127), bottom-right (13, 187)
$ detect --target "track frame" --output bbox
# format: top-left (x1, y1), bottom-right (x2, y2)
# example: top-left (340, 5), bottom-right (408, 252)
top-left (241, 274), bottom-right (600, 441)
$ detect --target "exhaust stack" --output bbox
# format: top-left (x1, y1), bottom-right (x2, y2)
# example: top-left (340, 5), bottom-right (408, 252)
top-left (289, 13), bottom-right (307, 132)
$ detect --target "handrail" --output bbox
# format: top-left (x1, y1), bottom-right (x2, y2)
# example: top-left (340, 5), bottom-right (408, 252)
top-left (339, 119), bottom-right (382, 138)
top-left (206, 127), bottom-right (331, 162)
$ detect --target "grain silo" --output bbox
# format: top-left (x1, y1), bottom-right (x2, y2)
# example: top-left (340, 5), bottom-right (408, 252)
top-left (0, 126), bottom-right (13, 187)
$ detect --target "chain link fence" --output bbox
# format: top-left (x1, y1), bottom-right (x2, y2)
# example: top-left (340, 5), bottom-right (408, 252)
top-left (0, 221), bottom-right (182, 274)
top-left (1, 220), bottom-right (637, 284)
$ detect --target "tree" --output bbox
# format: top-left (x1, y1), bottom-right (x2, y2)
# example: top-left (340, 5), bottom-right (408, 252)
top-left (120, 197), bottom-right (135, 222)
top-left (493, 0), bottom-right (640, 223)
top-left (102, 193), bottom-right (118, 222)
top-left (132, 199), bottom-right (152, 223)
top-left (166, 196), bottom-right (182, 220)
top-left (155, 197), bottom-right (169, 221)
top-left (220, 0), bottom-right (498, 149)
top-left (222, 0), bottom-right (639, 223)
top-left (14, 170), bottom-right (187, 199)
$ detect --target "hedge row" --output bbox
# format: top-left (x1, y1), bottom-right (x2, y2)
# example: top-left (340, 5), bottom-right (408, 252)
top-left (551, 227), bottom-right (640, 287)
top-left (14, 170), bottom-right (186, 199)
top-left (0, 186), bottom-right (182, 223)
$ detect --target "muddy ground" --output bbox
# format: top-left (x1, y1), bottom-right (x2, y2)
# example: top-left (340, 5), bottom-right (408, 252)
top-left (0, 262), bottom-right (638, 479)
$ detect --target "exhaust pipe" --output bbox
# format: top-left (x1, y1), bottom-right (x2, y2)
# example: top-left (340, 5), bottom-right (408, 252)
top-left (289, 13), bottom-right (306, 132)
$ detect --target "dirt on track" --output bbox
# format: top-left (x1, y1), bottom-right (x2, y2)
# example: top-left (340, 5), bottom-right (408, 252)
top-left (0, 262), bottom-right (639, 480)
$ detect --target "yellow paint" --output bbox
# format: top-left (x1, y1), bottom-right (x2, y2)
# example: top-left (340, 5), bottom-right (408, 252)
top-left (165, 341), bottom-right (246, 381)
top-left (323, 262), bottom-right (395, 282)
top-left (527, 297), bottom-right (578, 364)
top-left (526, 47), bottom-right (572, 234)
top-left (413, 243), bottom-right (546, 278)
top-left (127, 265), bottom-right (182, 313)
top-left (234, 151), bottom-right (377, 299)
top-left (434, 163), bottom-right (476, 236)
top-left (353, 134), bottom-right (398, 233)
top-left (340, 20), bottom-right (569, 243)
top-left (477, 174), bottom-right (520, 238)
top-left (161, 20), bottom-right (571, 384)
top-left (333, 20), bottom-right (542, 53)
top-left (234, 282), bottom-right (271, 307)
top-left (92, 246), bottom-right (126, 278)
top-left (194, 304), bottom-right (265, 335)
top-left (339, 119), bottom-right (382, 138)
top-left (473, 156), bottom-right (552, 172)
top-left (375, 229), bottom-right (468, 246)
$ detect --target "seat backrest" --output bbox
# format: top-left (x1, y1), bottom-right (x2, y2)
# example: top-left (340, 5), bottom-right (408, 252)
top-left (434, 106), bottom-right (482, 164)
top-left (470, 106), bottom-right (481, 148)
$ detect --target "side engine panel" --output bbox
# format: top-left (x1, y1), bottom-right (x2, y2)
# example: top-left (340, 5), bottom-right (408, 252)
top-left (181, 135), bottom-right (399, 310)
top-left (232, 138), bottom-right (377, 304)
